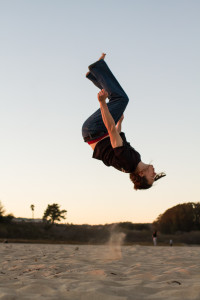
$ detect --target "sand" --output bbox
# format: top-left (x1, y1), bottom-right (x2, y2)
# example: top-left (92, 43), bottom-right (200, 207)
top-left (0, 243), bottom-right (200, 300)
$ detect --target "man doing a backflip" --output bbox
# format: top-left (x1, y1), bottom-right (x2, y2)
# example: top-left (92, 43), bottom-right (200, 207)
top-left (82, 54), bottom-right (166, 190)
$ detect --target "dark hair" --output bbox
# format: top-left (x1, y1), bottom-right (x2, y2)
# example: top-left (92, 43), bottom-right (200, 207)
top-left (129, 173), bottom-right (152, 190)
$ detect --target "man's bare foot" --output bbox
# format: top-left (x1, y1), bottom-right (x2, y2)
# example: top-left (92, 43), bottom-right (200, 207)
top-left (86, 71), bottom-right (90, 77)
top-left (98, 53), bottom-right (106, 61)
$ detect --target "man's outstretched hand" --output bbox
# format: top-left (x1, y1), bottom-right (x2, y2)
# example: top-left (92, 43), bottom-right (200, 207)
top-left (97, 89), bottom-right (108, 103)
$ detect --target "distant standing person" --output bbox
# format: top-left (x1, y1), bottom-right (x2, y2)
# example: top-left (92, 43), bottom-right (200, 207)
top-left (152, 231), bottom-right (157, 246)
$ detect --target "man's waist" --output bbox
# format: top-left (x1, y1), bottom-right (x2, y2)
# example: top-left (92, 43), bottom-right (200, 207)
top-left (84, 131), bottom-right (108, 142)
top-left (87, 133), bottom-right (109, 144)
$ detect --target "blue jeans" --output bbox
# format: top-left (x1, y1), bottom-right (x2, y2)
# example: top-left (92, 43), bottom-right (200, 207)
top-left (82, 59), bottom-right (129, 142)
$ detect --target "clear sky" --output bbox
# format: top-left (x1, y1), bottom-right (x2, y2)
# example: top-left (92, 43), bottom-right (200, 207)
top-left (0, 0), bottom-right (199, 224)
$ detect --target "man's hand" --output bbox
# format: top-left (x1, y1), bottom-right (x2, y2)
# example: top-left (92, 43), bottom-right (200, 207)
top-left (97, 89), bottom-right (108, 103)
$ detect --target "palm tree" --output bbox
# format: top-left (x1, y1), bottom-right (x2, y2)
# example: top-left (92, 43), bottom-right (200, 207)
top-left (30, 204), bottom-right (35, 219)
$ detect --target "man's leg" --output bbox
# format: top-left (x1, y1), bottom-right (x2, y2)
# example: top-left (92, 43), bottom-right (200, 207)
top-left (82, 59), bottom-right (129, 142)
top-left (89, 59), bottom-right (128, 102)
top-left (86, 71), bottom-right (103, 90)
top-left (85, 54), bottom-right (106, 90)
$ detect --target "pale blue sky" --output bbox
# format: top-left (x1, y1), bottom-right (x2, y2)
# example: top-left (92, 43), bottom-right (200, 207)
top-left (0, 0), bottom-right (199, 224)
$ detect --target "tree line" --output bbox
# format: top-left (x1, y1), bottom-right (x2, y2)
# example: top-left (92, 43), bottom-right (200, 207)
top-left (1, 201), bottom-right (200, 235)
top-left (0, 202), bottom-right (67, 224)
top-left (153, 202), bottom-right (200, 234)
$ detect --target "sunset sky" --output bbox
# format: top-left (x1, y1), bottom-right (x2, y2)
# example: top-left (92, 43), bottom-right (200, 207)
top-left (0, 0), bottom-right (199, 224)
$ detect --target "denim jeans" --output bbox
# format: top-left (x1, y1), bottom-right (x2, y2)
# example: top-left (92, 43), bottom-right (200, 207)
top-left (82, 59), bottom-right (129, 142)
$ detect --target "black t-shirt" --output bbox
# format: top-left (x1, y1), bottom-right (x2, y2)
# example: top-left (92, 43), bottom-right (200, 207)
top-left (92, 132), bottom-right (141, 173)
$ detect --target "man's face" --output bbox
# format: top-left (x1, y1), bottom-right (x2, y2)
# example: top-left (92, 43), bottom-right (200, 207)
top-left (142, 165), bottom-right (156, 185)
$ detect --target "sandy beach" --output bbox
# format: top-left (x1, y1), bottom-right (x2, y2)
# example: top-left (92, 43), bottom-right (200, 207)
top-left (0, 243), bottom-right (200, 300)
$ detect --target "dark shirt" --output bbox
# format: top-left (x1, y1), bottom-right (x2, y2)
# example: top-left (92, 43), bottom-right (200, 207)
top-left (93, 132), bottom-right (141, 173)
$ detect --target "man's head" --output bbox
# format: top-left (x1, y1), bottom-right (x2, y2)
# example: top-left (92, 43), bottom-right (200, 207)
top-left (130, 165), bottom-right (166, 190)
top-left (138, 164), bottom-right (156, 185)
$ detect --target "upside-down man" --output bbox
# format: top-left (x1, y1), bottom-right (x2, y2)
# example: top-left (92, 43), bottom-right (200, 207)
top-left (82, 54), bottom-right (165, 190)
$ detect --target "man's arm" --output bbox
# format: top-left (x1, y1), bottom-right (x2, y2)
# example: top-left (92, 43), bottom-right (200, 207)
top-left (116, 114), bottom-right (124, 133)
top-left (98, 89), bottom-right (123, 148)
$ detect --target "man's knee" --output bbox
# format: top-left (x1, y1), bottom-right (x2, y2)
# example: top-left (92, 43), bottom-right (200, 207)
top-left (124, 95), bottom-right (129, 104)
top-left (121, 94), bottom-right (129, 106)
